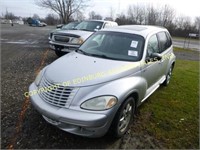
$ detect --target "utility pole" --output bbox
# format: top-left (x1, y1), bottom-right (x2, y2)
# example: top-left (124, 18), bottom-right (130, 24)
top-left (118, 0), bottom-right (121, 13)
top-left (6, 7), bottom-right (8, 19)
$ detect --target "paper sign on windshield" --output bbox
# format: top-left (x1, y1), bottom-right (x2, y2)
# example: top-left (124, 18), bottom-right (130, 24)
top-left (128, 50), bottom-right (138, 57)
top-left (130, 40), bottom-right (138, 48)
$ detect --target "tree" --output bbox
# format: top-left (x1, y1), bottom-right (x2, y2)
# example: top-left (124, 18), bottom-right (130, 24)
top-left (32, 14), bottom-right (40, 19)
top-left (175, 16), bottom-right (185, 29)
top-left (159, 5), bottom-right (175, 27)
top-left (88, 11), bottom-right (95, 19)
top-left (35, 0), bottom-right (89, 24)
top-left (109, 7), bottom-right (115, 21)
top-left (127, 4), bottom-right (145, 24)
top-left (194, 17), bottom-right (200, 32)
top-left (115, 13), bottom-right (129, 25)
top-left (146, 4), bottom-right (159, 25)
top-left (45, 13), bottom-right (59, 25)
top-left (4, 10), bottom-right (17, 20)
top-left (88, 11), bottom-right (102, 20)
top-left (73, 10), bottom-right (85, 21)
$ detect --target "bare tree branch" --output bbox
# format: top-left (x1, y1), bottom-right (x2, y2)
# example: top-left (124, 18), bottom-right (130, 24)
top-left (35, 0), bottom-right (89, 23)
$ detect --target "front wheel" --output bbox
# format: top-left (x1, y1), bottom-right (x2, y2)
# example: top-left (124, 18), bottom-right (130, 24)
top-left (110, 97), bottom-right (135, 138)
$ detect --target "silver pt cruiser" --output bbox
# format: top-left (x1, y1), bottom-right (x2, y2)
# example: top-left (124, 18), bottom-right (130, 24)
top-left (29, 25), bottom-right (176, 138)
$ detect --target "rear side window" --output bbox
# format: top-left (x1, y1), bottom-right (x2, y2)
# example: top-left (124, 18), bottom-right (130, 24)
top-left (165, 32), bottom-right (172, 47)
top-left (157, 32), bottom-right (171, 53)
top-left (104, 23), bottom-right (111, 28)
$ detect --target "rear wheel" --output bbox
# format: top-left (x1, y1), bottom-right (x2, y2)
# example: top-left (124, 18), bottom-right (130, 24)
top-left (110, 97), bottom-right (135, 138)
top-left (163, 66), bottom-right (173, 86)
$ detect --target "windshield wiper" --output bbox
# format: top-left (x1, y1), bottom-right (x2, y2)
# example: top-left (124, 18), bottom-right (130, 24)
top-left (75, 49), bottom-right (91, 56)
top-left (90, 53), bottom-right (110, 59)
top-left (79, 29), bottom-right (92, 32)
top-left (90, 53), bottom-right (123, 60)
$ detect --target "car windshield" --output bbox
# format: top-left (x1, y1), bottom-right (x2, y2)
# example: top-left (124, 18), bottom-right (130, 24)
top-left (62, 22), bottom-right (79, 30)
top-left (74, 21), bottom-right (103, 32)
top-left (78, 31), bottom-right (145, 61)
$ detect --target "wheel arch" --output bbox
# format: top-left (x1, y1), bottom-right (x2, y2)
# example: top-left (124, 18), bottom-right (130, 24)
top-left (121, 90), bottom-right (139, 110)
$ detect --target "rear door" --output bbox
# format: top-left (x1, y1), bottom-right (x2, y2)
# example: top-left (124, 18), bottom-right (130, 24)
top-left (157, 31), bottom-right (173, 76)
top-left (141, 34), bottom-right (162, 88)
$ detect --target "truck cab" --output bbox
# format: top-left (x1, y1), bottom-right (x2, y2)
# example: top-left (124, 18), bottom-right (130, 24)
top-left (49, 20), bottom-right (118, 56)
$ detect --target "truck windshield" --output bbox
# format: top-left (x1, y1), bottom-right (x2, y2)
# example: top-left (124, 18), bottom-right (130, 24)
top-left (74, 21), bottom-right (103, 32)
top-left (78, 31), bottom-right (145, 61)
top-left (62, 22), bottom-right (79, 30)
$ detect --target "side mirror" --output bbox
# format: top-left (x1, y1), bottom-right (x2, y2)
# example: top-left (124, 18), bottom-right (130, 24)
top-left (145, 53), bottom-right (162, 63)
top-left (151, 53), bottom-right (162, 61)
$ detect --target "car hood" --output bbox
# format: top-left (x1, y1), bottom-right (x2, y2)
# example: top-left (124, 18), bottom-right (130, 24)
top-left (50, 28), bottom-right (60, 33)
top-left (45, 52), bottom-right (140, 87)
top-left (55, 30), bottom-right (94, 40)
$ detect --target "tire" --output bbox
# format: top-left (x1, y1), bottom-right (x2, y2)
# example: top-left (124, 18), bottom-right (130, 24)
top-left (110, 97), bottom-right (135, 138)
top-left (55, 51), bottom-right (64, 57)
top-left (163, 66), bottom-right (173, 86)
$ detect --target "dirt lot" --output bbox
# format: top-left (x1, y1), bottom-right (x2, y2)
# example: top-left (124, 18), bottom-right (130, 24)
top-left (1, 24), bottom-right (199, 149)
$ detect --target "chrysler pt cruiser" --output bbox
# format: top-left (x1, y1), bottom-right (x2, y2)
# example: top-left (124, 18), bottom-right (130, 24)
top-left (29, 25), bottom-right (176, 138)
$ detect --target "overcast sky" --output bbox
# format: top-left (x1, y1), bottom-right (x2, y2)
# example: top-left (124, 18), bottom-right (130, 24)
top-left (0, 0), bottom-right (199, 20)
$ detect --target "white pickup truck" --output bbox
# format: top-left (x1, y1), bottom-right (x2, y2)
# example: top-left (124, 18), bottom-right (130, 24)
top-left (49, 20), bottom-right (118, 56)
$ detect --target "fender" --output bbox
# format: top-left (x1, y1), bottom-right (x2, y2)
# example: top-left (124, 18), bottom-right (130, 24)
top-left (71, 76), bottom-right (147, 110)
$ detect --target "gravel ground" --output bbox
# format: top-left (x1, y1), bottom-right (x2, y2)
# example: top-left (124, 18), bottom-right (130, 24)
top-left (1, 24), bottom-right (199, 149)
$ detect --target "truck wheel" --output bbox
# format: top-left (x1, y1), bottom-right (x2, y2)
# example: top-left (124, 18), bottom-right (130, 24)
top-left (55, 51), bottom-right (64, 57)
top-left (163, 66), bottom-right (173, 86)
top-left (111, 97), bottom-right (135, 138)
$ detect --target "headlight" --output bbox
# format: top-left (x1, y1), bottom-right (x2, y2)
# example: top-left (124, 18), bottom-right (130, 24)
top-left (81, 96), bottom-right (117, 110)
top-left (34, 70), bottom-right (44, 86)
top-left (70, 37), bottom-right (84, 44)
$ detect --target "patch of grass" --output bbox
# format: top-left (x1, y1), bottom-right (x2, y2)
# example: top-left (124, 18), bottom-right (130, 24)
top-left (172, 36), bottom-right (200, 42)
top-left (138, 59), bottom-right (199, 148)
top-left (174, 46), bottom-right (199, 53)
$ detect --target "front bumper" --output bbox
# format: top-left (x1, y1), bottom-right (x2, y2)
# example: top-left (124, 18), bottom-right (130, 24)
top-left (49, 41), bottom-right (80, 53)
top-left (29, 83), bottom-right (112, 137)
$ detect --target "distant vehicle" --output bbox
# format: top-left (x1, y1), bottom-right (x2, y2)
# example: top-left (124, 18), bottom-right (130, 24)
top-left (29, 25), bottom-right (176, 138)
top-left (27, 18), bottom-right (47, 27)
top-left (49, 22), bottom-right (80, 40)
top-left (39, 22), bottom-right (47, 27)
top-left (49, 20), bottom-right (118, 56)
top-left (56, 24), bottom-right (64, 28)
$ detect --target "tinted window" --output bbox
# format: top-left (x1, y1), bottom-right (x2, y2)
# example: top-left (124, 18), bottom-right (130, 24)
top-left (62, 22), bottom-right (79, 30)
top-left (165, 32), bottom-right (172, 47)
top-left (147, 34), bottom-right (159, 57)
top-left (157, 32), bottom-right (171, 53)
top-left (75, 21), bottom-right (103, 31)
top-left (79, 31), bottom-right (145, 61)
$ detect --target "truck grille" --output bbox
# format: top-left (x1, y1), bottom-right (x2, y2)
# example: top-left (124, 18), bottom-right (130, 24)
top-left (54, 35), bottom-right (70, 42)
top-left (38, 77), bottom-right (78, 108)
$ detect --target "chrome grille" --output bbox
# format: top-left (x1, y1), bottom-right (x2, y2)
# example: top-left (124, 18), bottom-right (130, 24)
top-left (54, 35), bottom-right (70, 42)
top-left (38, 77), bottom-right (78, 108)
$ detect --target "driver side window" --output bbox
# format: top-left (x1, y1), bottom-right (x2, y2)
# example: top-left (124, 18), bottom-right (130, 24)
top-left (147, 34), bottom-right (159, 57)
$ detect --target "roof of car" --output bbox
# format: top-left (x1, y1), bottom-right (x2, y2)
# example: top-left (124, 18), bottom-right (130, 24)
top-left (84, 20), bottom-right (117, 23)
top-left (101, 25), bottom-right (168, 38)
